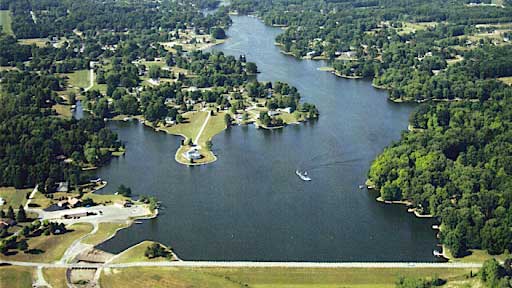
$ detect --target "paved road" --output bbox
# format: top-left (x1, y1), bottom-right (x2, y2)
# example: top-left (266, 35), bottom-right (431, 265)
top-left (1, 260), bottom-right (483, 269)
top-left (84, 68), bottom-right (94, 92)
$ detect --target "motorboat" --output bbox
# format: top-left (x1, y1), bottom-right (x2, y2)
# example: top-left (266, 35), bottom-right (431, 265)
top-left (296, 170), bottom-right (312, 181)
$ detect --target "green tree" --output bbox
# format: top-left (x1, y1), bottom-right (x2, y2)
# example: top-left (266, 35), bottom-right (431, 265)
top-left (16, 205), bottom-right (27, 222)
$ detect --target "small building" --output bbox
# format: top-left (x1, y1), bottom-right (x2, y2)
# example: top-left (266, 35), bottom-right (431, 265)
top-left (165, 117), bottom-right (175, 125)
top-left (277, 107), bottom-right (292, 114)
top-left (0, 197), bottom-right (4, 206)
top-left (62, 212), bottom-right (88, 219)
top-left (56, 182), bottom-right (69, 193)
top-left (183, 148), bottom-right (202, 160)
top-left (267, 110), bottom-right (280, 117)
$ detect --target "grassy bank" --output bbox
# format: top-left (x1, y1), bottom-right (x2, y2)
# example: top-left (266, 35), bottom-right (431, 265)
top-left (82, 222), bottom-right (130, 246)
top-left (0, 10), bottom-right (13, 35)
top-left (111, 240), bottom-right (175, 264)
top-left (100, 266), bottom-right (475, 288)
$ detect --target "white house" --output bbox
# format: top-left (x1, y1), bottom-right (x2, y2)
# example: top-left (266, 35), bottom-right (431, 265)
top-left (183, 148), bottom-right (202, 160)
top-left (165, 117), bottom-right (175, 125)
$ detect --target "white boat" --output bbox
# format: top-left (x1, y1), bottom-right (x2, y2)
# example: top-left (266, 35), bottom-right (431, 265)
top-left (433, 250), bottom-right (443, 257)
top-left (296, 170), bottom-right (311, 181)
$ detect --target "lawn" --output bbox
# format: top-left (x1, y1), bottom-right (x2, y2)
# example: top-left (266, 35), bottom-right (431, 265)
top-left (111, 241), bottom-right (172, 264)
top-left (43, 268), bottom-right (67, 288)
top-left (0, 223), bottom-right (93, 262)
top-left (0, 266), bottom-right (34, 288)
top-left (398, 21), bottom-right (437, 35)
top-left (100, 267), bottom-right (475, 288)
top-left (18, 38), bottom-right (48, 47)
top-left (82, 222), bottom-right (129, 246)
top-left (0, 187), bottom-right (31, 208)
top-left (196, 111), bottom-right (227, 146)
top-left (498, 76), bottom-right (512, 86)
top-left (445, 246), bottom-right (510, 264)
top-left (53, 103), bottom-right (73, 119)
top-left (63, 69), bottom-right (90, 89)
top-left (0, 10), bottom-right (13, 35)
top-left (160, 111), bottom-right (209, 141)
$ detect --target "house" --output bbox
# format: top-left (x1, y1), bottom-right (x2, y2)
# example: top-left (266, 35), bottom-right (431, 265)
top-left (165, 117), bottom-right (175, 125)
top-left (183, 148), bottom-right (202, 160)
top-left (268, 110), bottom-right (280, 117)
top-left (56, 182), bottom-right (69, 192)
top-left (0, 197), bottom-right (4, 206)
top-left (68, 198), bottom-right (81, 208)
top-left (277, 107), bottom-right (292, 114)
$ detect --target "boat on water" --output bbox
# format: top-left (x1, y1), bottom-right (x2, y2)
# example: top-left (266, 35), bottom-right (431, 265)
top-left (433, 250), bottom-right (443, 257)
top-left (296, 170), bottom-right (312, 181)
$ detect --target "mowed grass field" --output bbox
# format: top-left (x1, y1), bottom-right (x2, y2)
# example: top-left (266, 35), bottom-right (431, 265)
top-left (0, 10), bottom-right (13, 35)
top-left (0, 266), bottom-right (34, 288)
top-left (0, 223), bottom-right (93, 263)
top-left (0, 187), bottom-right (31, 208)
top-left (100, 267), bottom-right (476, 288)
top-left (43, 268), bottom-right (67, 288)
top-left (161, 111), bottom-right (209, 141)
top-left (197, 111), bottom-right (227, 146)
top-left (111, 241), bottom-right (171, 264)
top-left (63, 69), bottom-right (90, 89)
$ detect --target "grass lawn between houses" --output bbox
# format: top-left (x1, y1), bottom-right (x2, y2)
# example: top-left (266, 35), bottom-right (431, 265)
top-left (100, 266), bottom-right (477, 288)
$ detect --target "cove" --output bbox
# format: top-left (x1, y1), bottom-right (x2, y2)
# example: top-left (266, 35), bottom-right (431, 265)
top-left (96, 16), bottom-right (440, 262)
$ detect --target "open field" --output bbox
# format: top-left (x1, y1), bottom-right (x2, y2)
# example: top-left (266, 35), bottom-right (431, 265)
top-left (82, 222), bottom-right (129, 246)
top-left (43, 268), bottom-right (67, 288)
top-left (0, 223), bottom-right (93, 263)
top-left (111, 241), bottom-right (174, 264)
top-left (0, 10), bottom-right (13, 35)
top-left (0, 266), bottom-right (34, 288)
top-left (18, 38), bottom-right (48, 47)
top-left (397, 21), bottom-right (437, 35)
top-left (100, 266), bottom-right (476, 288)
top-left (498, 76), bottom-right (512, 85)
top-left (196, 111), bottom-right (227, 146)
top-left (0, 187), bottom-right (31, 208)
top-left (53, 103), bottom-right (73, 119)
top-left (63, 69), bottom-right (90, 89)
top-left (160, 111), bottom-right (209, 141)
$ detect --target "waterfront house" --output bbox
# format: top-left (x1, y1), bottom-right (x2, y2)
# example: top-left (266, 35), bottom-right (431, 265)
top-left (184, 148), bottom-right (202, 160)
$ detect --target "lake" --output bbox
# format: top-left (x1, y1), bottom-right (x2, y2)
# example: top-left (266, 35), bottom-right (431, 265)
top-left (96, 16), bottom-right (440, 262)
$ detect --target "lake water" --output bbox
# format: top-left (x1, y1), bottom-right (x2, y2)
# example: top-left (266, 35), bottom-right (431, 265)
top-left (96, 16), bottom-right (440, 262)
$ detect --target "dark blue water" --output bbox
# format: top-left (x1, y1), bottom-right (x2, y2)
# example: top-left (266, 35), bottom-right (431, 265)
top-left (96, 16), bottom-right (439, 262)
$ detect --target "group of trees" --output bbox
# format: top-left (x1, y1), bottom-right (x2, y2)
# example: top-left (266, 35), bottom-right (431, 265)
top-left (369, 96), bottom-right (512, 257)
top-left (144, 242), bottom-right (173, 259)
top-left (0, 70), bottom-right (120, 188)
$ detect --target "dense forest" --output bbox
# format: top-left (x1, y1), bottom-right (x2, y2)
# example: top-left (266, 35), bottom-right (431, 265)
top-left (229, 0), bottom-right (512, 259)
